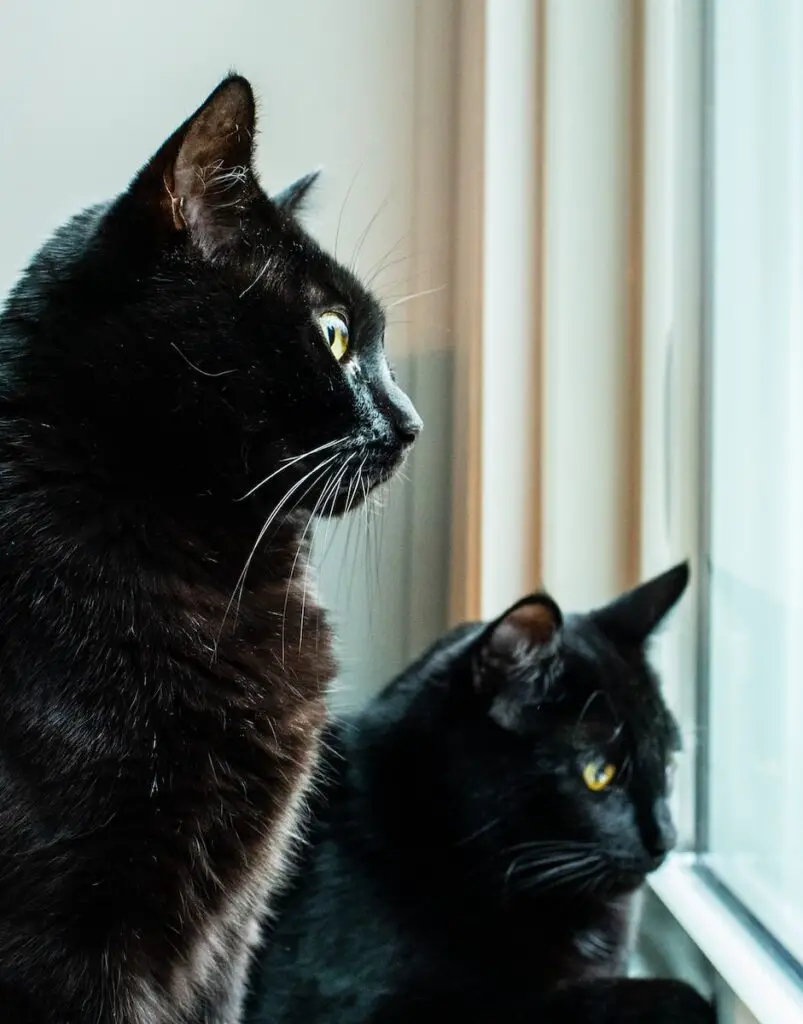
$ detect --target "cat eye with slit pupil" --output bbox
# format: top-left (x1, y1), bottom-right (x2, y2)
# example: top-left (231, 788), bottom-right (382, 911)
top-left (582, 761), bottom-right (617, 792)
top-left (317, 311), bottom-right (349, 362)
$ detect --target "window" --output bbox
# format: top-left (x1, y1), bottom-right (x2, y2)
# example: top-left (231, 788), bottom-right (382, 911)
top-left (700, 0), bottom-right (803, 969)
top-left (637, 2), bottom-right (803, 1018)
top-left (449, 3), bottom-right (803, 1016)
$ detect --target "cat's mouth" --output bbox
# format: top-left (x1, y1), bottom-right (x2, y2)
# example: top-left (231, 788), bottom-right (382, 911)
top-left (600, 853), bottom-right (666, 896)
top-left (285, 440), bottom-right (413, 518)
top-left (606, 868), bottom-right (649, 895)
top-left (327, 449), bottom-right (410, 516)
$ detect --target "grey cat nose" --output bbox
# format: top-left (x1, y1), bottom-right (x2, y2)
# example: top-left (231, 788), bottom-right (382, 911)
top-left (394, 405), bottom-right (423, 445)
top-left (384, 382), bottom-right (422, 445)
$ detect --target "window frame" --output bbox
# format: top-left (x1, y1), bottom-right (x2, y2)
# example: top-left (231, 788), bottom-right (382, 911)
top-left (689, 0), bottom-right (803, 988)
top-left (645, 2), bottom-right (803, 1020)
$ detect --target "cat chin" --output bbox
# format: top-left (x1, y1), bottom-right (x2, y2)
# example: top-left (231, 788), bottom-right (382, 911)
top-left (367, 446), bottom-right (414, 491)
top-left (614, 875), bottom-right (647, 896)
top-left (599, 870), bottom-right (650, 899)
top-left (312, 475), bottom-right (383, 518)
top-left (296, 447), bottom-right (411, 518)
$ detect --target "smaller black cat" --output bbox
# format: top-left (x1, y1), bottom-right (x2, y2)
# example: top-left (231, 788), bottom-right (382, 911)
top-left (245, 563), bottom-right (715, 1024)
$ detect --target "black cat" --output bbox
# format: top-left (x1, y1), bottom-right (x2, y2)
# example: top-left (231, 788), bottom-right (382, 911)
top-left (0, 75), bottom-right (420, 1023)
top-left (245, 564), bottom-right (715, 1024)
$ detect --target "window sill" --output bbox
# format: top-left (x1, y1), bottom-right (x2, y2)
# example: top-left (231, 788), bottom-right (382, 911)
top-left (650, 854), bottom-right (803, 1024)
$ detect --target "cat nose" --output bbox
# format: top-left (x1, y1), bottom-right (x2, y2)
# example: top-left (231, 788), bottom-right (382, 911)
top-left (647, 847), bottom-right (671, 871)
top-left (645, 801), bottom-right (677, 862)
top-left (393, 405), bottom-right (423, 445)
top-left (383, 384), bottom-right (423, 446)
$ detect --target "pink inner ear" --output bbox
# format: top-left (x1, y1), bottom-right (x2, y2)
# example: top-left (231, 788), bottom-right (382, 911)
top-left (505, 602), bottom-right (559, 645)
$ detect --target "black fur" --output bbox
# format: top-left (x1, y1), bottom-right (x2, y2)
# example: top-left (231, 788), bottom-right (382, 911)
top-left (245, 565), bottom-right (716, 1023)
top-left (0, 74), bottom-right (419, 1023)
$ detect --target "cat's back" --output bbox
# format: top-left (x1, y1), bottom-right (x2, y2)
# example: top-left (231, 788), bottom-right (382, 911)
top-left (245, 717), bottom-right (429, 1024)
top-left (244, 614), bottom-right (645, 1024)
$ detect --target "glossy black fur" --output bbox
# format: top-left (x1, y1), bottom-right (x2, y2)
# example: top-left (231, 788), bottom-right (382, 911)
top-left (0, 75), bottom-right (419, 1023)
top-left (246, 565), bottom-right (716, 1024)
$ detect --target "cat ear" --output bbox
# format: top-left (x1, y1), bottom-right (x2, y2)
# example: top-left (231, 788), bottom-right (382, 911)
top-left (272, 169), bottom-right (321, 217)
top-left (128, 74), bottom-right (257, 254)
top-left (591, 561), bottom-right (690, 646)
top-left (483, 595), bottom-right (562, 660)
top-left (472, 593), bottom-right (562, 694)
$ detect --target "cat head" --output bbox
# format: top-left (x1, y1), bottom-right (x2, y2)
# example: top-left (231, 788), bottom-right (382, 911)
top-left (4, 75), bottom-right (421, 510)
top-left (441, 563), bottom-right (690, 900)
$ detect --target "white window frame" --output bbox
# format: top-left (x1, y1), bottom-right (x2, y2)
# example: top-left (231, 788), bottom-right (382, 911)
top-left (641, 3), bottom-right (803, 1022)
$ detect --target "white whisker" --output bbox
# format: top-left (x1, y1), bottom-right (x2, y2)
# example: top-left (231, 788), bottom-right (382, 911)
top-left (297, 454), bottom-right (357, 652)
top-left (335, 163), bottom-right (363, 260)
top-left (351, 196), bottom-right (391, 274)
top-left (237, 437), bottom-right (348, 501)
top-left (216, 453), bottom-right (340, 650)
top-left (282, 453), bottom-right (355, 662)
top-left (170, 342), bottom-right (236, 378)
top-left (385, 284), bottom-right (446, 310)
top-left (239, 252), bottom-right (272, 299)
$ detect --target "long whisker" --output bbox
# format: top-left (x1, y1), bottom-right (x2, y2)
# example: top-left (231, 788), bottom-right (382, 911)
top-left (239, 251), bottom-right (273, 299)
top-left (532, 859), bottom-right (604, 893)
top-left (281, 455), bottom-right (352, 662)
top-left (351, 195), bottom-right (391, 273)
top-left (236, 436), bottom-right (347, 502)
top-left (323, 455), bottom-right (353, 541)
top-left (507, 852), bottom-right (602, 893)
top-left (335, 163), bottom-right (364, 260)
top-left (506, 849), bottom-right (607, 897)
top-left (345, 456), bottom-right (367, 516)
top-left (299, 451), bottom-right (359, 661)
top-left (277, 437), bottom-right (348, 467)
top-left (304, 450), bottom-right (352, 621)
top-left (385, 284), bottom-right (446, 310)
top-left (170, 342), bottom-right (236, 378)
top-left (506, 849), bottom-right (589, 877)
top-left (372, 482), bottom-right (386, 605)
top-left (505, 838), bottom-right (599, 855)
top-left (216, 454), bottom-right (339, 649)
top-left (335, 497), bottom-right (360, 610)
top-left (317, 451), bottom-right (359, 559)
top-left (352, 464), bottom-right (370, 622)
top-left (296, 454), bottom-right (356, 653)
top-left (456, 816), bottom-right (504, 847)
top-left (363, 235), bottom-right (412, 289)
top-left (361, 467), bottom-right (376, 633)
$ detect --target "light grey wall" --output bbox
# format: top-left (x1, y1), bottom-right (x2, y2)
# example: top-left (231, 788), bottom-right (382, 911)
top-left (0, 0), bottom-right (458, 707)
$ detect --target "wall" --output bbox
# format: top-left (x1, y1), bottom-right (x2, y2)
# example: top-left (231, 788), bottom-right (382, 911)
top-left (0, 0), bottom-right (457, 706)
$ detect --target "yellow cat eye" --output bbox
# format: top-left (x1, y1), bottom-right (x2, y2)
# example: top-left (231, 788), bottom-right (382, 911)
top-left (582, 761), bottom-right (617, 792)
top-left (318, 311), bottom-right (349, 362)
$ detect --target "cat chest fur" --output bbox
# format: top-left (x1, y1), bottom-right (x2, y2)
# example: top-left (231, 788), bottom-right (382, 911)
top-left (123, 566), bottom-right (334, 1021)
top-left (0, 527), bottom-right (333, 1024)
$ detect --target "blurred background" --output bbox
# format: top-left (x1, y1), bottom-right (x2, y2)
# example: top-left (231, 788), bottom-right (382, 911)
top-left (1, 2), bottom-right (801, 1023)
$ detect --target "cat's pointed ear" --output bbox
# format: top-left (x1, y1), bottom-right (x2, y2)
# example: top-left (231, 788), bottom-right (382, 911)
top-left (128, 74), bottom-right (257, 254)
top-left (272, 169), bottom-right (321, 217)
top-left (591, 561), bottom-right (690, 646)
top-left (472, 593), bottom-right (562, 696)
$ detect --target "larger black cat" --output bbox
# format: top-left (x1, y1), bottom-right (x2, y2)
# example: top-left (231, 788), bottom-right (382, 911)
top-left (245, 564), bottom-right (715, 1024)
top-left (0, 75), bottom-right (420, 1023)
